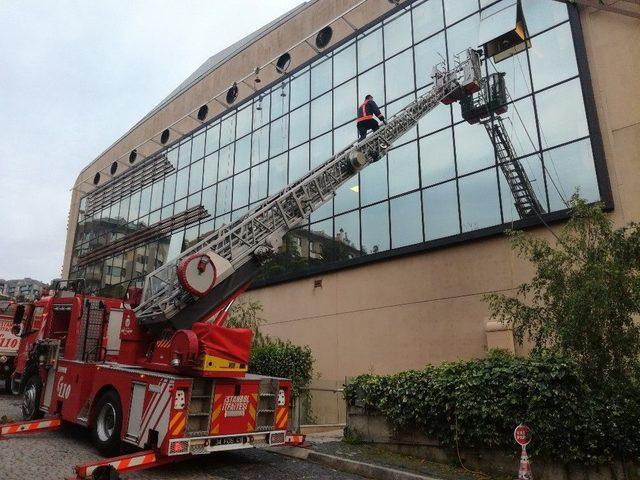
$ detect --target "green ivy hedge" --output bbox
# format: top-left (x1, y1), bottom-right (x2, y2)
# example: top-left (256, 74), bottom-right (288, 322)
top-left (344, 350), bottom-right (640, 465)
top-left (249, 341), bottom-right (313, 399)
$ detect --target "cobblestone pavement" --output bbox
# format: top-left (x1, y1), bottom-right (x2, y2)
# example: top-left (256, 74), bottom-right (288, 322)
top-left (0, 393), bottom-right (364, 480)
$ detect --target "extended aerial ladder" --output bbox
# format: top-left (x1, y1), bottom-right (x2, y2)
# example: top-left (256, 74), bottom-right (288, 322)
top-left (135, 48), bottom-right (484, 331)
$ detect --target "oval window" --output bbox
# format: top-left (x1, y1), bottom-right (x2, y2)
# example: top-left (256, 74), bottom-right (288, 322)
top-left (315, 26), bottom-right (333, 49)
top-left (160, 128), bottom-right (170, 144)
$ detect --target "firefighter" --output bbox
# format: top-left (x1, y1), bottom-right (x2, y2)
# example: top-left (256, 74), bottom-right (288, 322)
top-left (356, 95), bottom-right (385, 141)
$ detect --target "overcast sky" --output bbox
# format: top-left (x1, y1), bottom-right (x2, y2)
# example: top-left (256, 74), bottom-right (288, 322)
top-left (0, 0), bottom-right (303, 283)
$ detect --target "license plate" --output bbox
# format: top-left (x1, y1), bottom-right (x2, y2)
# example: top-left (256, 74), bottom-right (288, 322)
top-left (212, 436), bottom-right (243, 447)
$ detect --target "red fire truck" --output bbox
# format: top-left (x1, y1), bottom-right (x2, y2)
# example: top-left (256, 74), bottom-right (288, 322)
top-left (0, 300), bottom-right (27, 392)
top-left (1, 50), bottom-right (486, 479)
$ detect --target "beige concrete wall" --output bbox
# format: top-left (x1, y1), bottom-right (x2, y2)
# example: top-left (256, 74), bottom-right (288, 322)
top-left (242, 6), bottom-right (640, 422)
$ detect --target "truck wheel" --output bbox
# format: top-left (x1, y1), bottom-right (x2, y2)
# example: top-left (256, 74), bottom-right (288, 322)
top-left (21, 375), bottom-right (43, 420)
top-left (91, 390), bottom-right (123, 457)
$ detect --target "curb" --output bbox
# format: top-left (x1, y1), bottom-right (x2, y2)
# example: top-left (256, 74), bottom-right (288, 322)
top-left (266, 446), bottom-right (439, 480)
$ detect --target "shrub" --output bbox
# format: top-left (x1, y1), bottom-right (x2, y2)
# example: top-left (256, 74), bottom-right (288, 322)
top-left (250, 340), bottom-right (314, 400)
top-left (344, 350), bottom-right (640, 465)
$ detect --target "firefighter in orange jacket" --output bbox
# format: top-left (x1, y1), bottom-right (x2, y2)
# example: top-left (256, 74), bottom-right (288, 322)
top-left (357, 95), bottom-right (385, 141)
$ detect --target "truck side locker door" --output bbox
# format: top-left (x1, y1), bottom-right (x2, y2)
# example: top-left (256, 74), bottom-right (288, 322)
top-left (125, 382), bottom-right (147, 441)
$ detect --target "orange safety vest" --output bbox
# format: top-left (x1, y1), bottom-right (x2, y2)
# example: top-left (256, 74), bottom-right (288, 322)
top-left (357, 99), bottom-right (374, 122)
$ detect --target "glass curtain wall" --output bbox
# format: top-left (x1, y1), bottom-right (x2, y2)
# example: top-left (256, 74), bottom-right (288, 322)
top-left (70, 0), bottom-right (602, 293)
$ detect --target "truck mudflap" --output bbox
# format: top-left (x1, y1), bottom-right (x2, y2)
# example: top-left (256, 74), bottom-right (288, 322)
top-left (167, 429), bottom-right (287, 456)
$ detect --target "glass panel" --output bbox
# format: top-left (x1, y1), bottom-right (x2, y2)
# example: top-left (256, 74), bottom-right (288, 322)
top-left (203, 152), bottom-right (218, 188)
top-left (545, 139), bottom-right (599, 211)
top-left (358, 64), bottom-right (385, 106)
top-left (418, 95), bottom-right (451, 135)
top-left (536, 78), bottom-right (589, 148)
top-left (202, 185), bottom-right (216, 217)
top-left (220, 113), bottom-right (236, 147)
top-left (445, 0), bottom-right (478, 25)
top-left (459, 168), bottom-right (501, 232)
top-left (271, 82), bottom-right (289, 120)
top-left (161, 204), bottom-right (173, 221)
top-left (290, 68), bottom-right (310, 110)
top-left (178, 140), bottom-right (192, 169)
top-left (249, 161), bottom-right (268, 203)
top-left (529, 23), bottom-right (578, 92)
top-left (167, 146), bottom-right (179, 168)
top-left (205, 123), bottom-right (220, 155)
top-left (311, 57), bottom-right (332, 98)
top-left (334, 210), bottom-right (360, 258)
top-left (234, 135), bottom-right (251, 173)
top-left (166, 230), bottom-right (185, 262)
top-left (388, 141), bottom-right (419, 196)
top-left (423, 181), bottom-right (460, 240)
top-left (486, 48), bottom-right (531, 101)
top-left (309, 219), bottom-right (333, 265)
top-left (420, 128), bottom-right (455, 186)
top-left (188, 159), bottom-right (203, 195)
top-left (413, 0), bottom-right (445, 41)
top-left (311, 92), bottom-right (332, 138)
top-left (289, 104), bottom-right (310, 148)
top-left (446, 13), bottom-right (480, 66)
top-left (270, 115), bottom-right (289, 157)
top-left (384, 10), bottom-right (412, 58)
top-left (521, 0), bottom-right (568, 36)
top-left (361, 202), bottom-right (389, 254)
top-left (385, 50), bottom-right (415, 102)
top-left (333, 79), bottom-right (357, 127)
top-left (162, 174), bottom-right (176, 207)
top-left (216, 178), bottom-right (232, 215)
top-left (335, 173), bottom-right (359, 216)
top-left (175, 168), bottom-right (188, 200)
top-left (334, 42), bottom-right (356, 85)
top-left (236, 104), bottom-right (253, 138)
top-left (128, 191), bottom-right (141, 222)
top-left (500, 96), bottom-right (539, 157)
top-left (333, 122), bottom-right (355, 154)
top-left (310, 197), bottom-right (333, 223)
top-left (499, 154), bottom-right (546, 223)
top-left (414, 32), bottom-right (446, 89)
top-left (148, 209), bottom-right (160, 225)
top-left (289, 143), bottom-right (309, 182)
top-left (253, 94), bottom-right (270, 128)
top-left (360, 156), bottom-right (388, 206)
top-left (218, 143), bottom-right (235, 180)
top-left (269, 153), bottom-right (288, 195)
top-left (358, 28), bottom-right (383, 72)
top-left (174, 198), bottom-right (187, 216)
top-left (187, 191), bottom-right (201, 209)
top-left (139, 186), bottom-right (151, 218)
top-left (252, 125), bottom-right (269, 165)
top-left (232, 170), bottom-right (249, 209)
top-left (390, 192), bottom-right (423, 248)
top-left (310, 133), bottom-right (332, 169)
top-left (192, 132), bottom-right (205, 161)
top-left (454, 120), bottom-right (496, 175)
top-left (386, 94), bottom-right (417, 144)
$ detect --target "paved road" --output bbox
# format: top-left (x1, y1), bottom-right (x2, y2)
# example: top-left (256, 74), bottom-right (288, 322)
top-left (0, 393), bottom-right (364, 480)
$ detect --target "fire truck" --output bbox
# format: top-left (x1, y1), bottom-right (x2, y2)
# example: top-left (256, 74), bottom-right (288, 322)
top-left (1, 47), bottom-right (540, 479)
top-left (0, 301), bottom-right (24, 392)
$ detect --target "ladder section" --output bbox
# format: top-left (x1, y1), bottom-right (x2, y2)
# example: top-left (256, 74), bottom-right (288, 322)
top-left (255, 378), bottom-right (279, 432)
top-left (483, 117), bottom-right (544, 218)
top-left (135, 49), bottom-right (483, 328)
top-left (185, 378), bottom-right (214, 437)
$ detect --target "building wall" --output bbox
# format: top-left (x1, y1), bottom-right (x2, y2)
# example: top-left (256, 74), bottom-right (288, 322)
top-left (244, 4), bottom-right (640, 422)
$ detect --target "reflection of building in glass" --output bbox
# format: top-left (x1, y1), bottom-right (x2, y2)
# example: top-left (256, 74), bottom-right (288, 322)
top-left (61, 0), bottom-right (637, 423)
top-left (1, 278), bottom-right (47, 301)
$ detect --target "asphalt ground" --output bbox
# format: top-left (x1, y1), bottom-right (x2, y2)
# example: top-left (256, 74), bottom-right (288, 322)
top-left (0, 391), bottom-right (365, 480)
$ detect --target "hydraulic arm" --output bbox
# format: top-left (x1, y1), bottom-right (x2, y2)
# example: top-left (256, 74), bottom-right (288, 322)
top-left (135, 49), bottom-right (483, 330)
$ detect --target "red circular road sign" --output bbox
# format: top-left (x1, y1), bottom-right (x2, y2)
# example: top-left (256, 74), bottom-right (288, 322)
top-left (514, 424), bottom-right (532, 446)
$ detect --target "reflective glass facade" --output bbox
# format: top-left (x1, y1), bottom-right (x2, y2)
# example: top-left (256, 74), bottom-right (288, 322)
top-left (70, 0), bottom-right (606, 295)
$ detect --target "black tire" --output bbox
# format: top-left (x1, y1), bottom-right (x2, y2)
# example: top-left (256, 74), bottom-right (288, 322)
top-left (21, 374), bottom-right (43, 420)
top-left (91, 390), bottom-right (123, 457)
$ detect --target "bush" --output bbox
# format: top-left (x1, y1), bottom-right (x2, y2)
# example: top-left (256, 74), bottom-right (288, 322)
top-left (344, 350), bottom-right (640, 465)
top-left (250, 341), bottom-right (313, 400)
